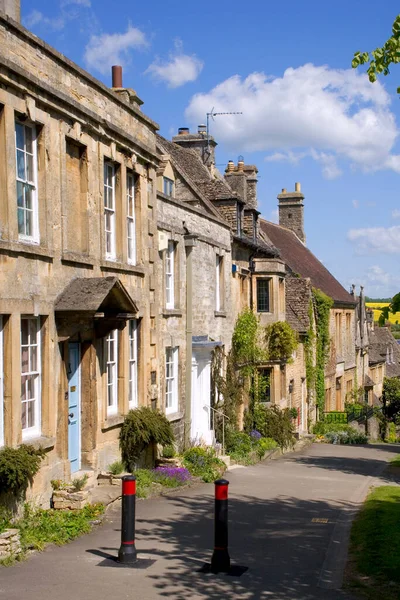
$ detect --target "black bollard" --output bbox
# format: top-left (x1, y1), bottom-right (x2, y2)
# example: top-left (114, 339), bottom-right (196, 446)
top-left (118, 475), bottom-right (137, 564)
top-left (211, 478), bottom-right (230, 573)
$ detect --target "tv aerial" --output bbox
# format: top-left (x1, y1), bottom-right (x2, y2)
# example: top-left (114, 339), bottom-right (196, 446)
top-left (205, 107), bottom-right (243, 156)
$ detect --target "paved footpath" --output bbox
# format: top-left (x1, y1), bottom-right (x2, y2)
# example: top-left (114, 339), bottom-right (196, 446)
top-left (0, 442), bottom-right (398, 600)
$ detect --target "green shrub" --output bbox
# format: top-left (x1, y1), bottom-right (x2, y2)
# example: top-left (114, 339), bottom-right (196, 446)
top-left (162, 445), bottom-right (175, 459)
top-left (134, 469), bottom-right (155, 498)
top-left (312, 422), bottom-right (354, 435)
top-left (108, 460), bottom-right (125, 475)
top-left (324, 428), bottom-right (367, 445)
top-left (324, 411), bottom-right (348, 424)
top-left (0, 445), bottom-right (45, 496)
top-left (253, 405), bottom-right (295, 448)
top-left (71, 474), bottom-right (88, 492)
top-left (388, 422), bottom-right (397, 443)
top-left (183, 447), bottom-right (225, 483)
top-left (225, 430), bottom-right (252, 457)
top-left (0, 507), bottom-right (12, 534)
top-left (119, 407), bottom-right (174, 472)
top-left (256, 437), bottom-right (278, 458)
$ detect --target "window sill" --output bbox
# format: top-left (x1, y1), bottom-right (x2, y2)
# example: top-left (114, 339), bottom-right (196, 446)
top-left (101, 260), bottom-right (145, 276)
top-left (166, 411), bottom-right (184, 423)
top-left (20, 435), bottom-right (56, 451)
top-left (61, 252), bottom-right (95, 266)
top-left (214, 311), bottom-right (227, 318)
top-left (0, 240), bottom-right (54, 260)
top-left (101, 414), bottom-right (125, 431)
top-left (163, 309), bottom-right (183, 318)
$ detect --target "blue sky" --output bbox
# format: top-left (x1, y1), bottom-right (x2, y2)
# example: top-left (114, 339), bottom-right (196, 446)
top-left (22, 0), bottom-right (400, 298)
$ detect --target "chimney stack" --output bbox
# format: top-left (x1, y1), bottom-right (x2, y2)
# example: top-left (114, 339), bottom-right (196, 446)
top-left (277, 183), bottom-right (305, 243)
top-left (172, 126), bottom-right (217, 169)
top-left (0, 0), bottom-right (20, 21)
top-left (112, 66), bottom-right (123, 88)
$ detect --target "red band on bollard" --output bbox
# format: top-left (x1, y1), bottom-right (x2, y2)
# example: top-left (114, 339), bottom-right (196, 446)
top-left (122, 541), bottom-right (135, 545)
top-left (122, 479), bottom-right (136, 496)
top-left (215, 484), bottom-right (228, 501)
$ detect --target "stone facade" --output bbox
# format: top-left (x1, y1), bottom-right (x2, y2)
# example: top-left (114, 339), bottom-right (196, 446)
top-left (0, 8), bottom-right (159, 504)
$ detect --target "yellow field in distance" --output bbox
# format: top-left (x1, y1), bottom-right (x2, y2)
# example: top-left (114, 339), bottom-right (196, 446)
top-left (366, 302), bottom-right (400, 324)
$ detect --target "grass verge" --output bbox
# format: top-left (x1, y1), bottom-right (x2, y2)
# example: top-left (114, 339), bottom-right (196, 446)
top-left (0, 503), bottom-right (104, 566)
top-left (346, 485), bottom-right (400, 600)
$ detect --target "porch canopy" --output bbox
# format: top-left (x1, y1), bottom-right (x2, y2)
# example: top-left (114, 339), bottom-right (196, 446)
top-left (55, 276), bottom-right (138, 341)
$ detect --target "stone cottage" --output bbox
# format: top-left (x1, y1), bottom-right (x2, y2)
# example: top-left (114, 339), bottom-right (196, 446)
top-left (260, 187), bottom-right (384, 417)
top-left (157, 127), bottom-right (308, 436)
top-left (0, 4), bottom-right (160, 502)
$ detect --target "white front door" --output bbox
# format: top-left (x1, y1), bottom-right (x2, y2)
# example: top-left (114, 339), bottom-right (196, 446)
top-left (191, 348), bottom-right (213, 445)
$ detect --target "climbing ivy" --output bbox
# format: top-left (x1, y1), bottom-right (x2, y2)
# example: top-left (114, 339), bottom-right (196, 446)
top-left (265, 321), bottom-right (298, 362)
top-left (312, 288), bottom-right (333, 418)
top-left (212, 309), bottom-right (299, 436)
top-left (304, 299), bottom-right (316, 413)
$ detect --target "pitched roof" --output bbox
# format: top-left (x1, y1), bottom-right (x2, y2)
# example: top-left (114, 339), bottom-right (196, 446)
top-left (369, 327), bottom-right (400, 377)
top-left (55, 277), bottom-right (138, 313)
top-left (157, 136), bottom-right (226, 222)
top-left (285, 277), bottom-right (311, 333)
top-left (260, 219), bottom-right (355, 305)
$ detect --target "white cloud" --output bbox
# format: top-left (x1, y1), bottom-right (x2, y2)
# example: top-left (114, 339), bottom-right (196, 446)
top-left (392, 209), bottom-right (400, 219)
top-left (349, 265), bottom-right (400, 297)
top-left (24, 0), bottom-right (91, 31)
top-left (146, 40), bottom-right (203, 88)
top-left (24, 10), bottom-right (65, 31)
top-left (61, 0), bottom-right (91, 5)
top-left (347, 225), bottom-right (400, 255)
top-left (84, 26), bottom-right (148, 75)
top-left (352, 199), bottom-right (360, 209)
top-left (186, 64), bottom-right (400, 178)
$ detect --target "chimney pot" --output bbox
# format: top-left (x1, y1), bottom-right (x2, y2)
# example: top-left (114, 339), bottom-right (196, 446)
top-left (282, 188), bottom-right (287, 193)
top-left (237, 160), bottom-right (244, 172)
top-left (178, 127), bottom-right (190, 135)
top-left (226, 160), bottom-right (235, 173)
top-left (112, 65), bottom-right (123, 88)
top-left (0, 0), bottom-right (20, 21)
top-left (198, 124), bottom-right (207, 135)
top-left (295, 182), bottom-right (301, 192)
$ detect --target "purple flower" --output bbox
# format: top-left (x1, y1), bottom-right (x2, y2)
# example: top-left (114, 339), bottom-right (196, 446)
top-left (153, 467), bottom-right (192, 482)
top-left (250, 430), bottom-right (262, 440)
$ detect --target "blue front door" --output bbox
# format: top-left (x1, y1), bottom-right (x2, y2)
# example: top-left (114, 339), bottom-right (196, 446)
top-left (68, 343), bottom-right (81, 473)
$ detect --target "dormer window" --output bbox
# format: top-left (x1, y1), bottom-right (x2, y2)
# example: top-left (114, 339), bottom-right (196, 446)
top-left (163, 177), bottom-right (174, 197)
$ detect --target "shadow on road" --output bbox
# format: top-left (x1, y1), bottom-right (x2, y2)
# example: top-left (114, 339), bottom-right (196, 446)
top-left (125, 492), bottom-right (357, 600)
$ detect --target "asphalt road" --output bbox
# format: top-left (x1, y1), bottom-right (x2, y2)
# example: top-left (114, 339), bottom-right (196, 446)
top-left (0, 442), bottom-right (397, 600)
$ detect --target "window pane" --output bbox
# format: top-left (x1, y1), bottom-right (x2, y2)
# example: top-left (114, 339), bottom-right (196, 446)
top-left (15, 123), bottom-right (24, 150)
top-left (26, 153), bottom-right (34, 183)
top-left (17, 181), bottom-right (24, 207)
top-left (17, 150), bottom-right (26, 180)
top-left (257, 279), bottom-right (270, 312)
top-left (28, 400), bottom-right (35, 428)
top-left (25, 127), bottom-right (33, 154)
top-left (21, 319), bottom-right (29, 345)
top-left (21, 400), bottom-right (27, 428)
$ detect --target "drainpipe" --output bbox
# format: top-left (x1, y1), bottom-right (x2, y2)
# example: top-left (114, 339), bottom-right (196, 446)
top-left (184, 233), bottom-right (197, 448)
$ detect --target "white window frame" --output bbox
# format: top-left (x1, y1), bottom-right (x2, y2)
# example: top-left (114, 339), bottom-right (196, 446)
top-left (165, 240), bottom-right (175, 309)
top-left (127, 172), bottom-right (136, 265)
top-left (128, 320), bottom-right (138, 410)
top-left (216, 255), bottom-right (223, 311)
top-left (0, 317), bottom-right (3, 447)
top-left (105, 329), bottom-right (118, 416)
top-left (104, 161), bottom-right (116, 260)
top-left (15, 121), bottom-right (39, 243)
top-left (21, 316), bottom-right (41, 440)
top-left (165, 347), bottom-right (178, 414)
top-left (163, 177), bottom-right (174, 197)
